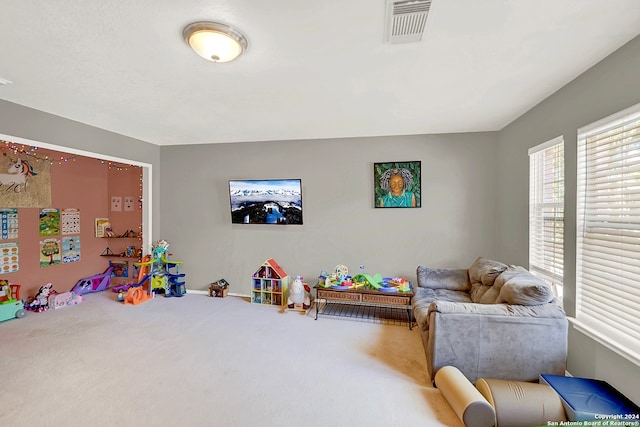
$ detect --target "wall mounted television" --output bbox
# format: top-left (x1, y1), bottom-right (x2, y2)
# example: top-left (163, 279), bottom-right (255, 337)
top-left (229, 179), bottom-right (303, 225)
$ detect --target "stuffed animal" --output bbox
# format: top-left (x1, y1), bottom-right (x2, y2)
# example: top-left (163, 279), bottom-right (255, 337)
top-left (25, 283), bottom-right (56, 312)
top-left (288, 276), bottom-right (310, 310)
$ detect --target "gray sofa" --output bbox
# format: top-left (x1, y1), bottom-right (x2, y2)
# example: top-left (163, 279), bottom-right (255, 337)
top-left (414, 256), bottom-right (568, 384)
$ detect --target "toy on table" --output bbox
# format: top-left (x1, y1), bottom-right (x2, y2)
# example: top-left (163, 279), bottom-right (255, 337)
top-left (387, 277), bottom-right (411, 292)
top-left (0, 282), bottom-right (26, 322)
top-left (351, 273), bottom-right (383, 289)
top-left (71, 266), bottom-right (114, 295)
top-left (25, 283), bottom-right (56, 312)
top-left (286, 276), bottom-right (311, 312)
top-left (321, 264), bottom-right (352, 288)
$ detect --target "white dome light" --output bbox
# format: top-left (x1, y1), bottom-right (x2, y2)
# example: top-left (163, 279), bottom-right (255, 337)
top-left (183, 21), bottom-right (248, 63)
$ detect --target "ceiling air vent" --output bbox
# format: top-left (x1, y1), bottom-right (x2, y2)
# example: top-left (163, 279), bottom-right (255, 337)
top-left (385, 0), bottom-right (432, 44)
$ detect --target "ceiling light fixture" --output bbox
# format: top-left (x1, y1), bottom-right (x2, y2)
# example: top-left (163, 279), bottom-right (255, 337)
top-left (183, 21), bottom-right (248, 63)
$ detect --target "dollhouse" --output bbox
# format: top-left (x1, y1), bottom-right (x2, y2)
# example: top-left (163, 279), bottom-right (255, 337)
top-left (251, 258), bottom-right (288, 306)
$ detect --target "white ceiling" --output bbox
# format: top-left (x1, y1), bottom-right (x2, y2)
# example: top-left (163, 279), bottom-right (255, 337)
top-left (0, 0), bottom-right (639, 146)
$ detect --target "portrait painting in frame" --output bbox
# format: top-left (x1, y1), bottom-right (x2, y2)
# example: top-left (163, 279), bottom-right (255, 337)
top-left (374, 161), bottom-right (421, 208)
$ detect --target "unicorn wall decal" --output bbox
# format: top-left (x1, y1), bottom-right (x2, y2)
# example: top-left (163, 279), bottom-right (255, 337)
top-left (0, 158), bottom-right (38, 193)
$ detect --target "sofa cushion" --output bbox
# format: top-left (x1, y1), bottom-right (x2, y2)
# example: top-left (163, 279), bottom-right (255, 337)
top-left (478, 285), bottom-right (501, 304)
top-left (417, 266), bottom-right (471, 291)
top-left (496, 270), bottom-right (554, 305)
top-left (493, 265), bottom-right (529, 289)
top-left (468, 257), bottom-right (508, 287)
top-left (470, 282), bottom-right (492, 303)
top-left (413, 287), bottom-right (473, 330)
top-left (478, 266), bottom-right (529, 304)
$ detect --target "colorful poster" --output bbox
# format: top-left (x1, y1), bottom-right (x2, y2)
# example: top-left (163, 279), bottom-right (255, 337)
top-left (0, 157), bottom-right (51, 208)
top-left (109, 260), bottom-right (128, 277)
top-left (61, 208), bottom-right (80, 235)
top-left (0, 242), bottom-right (19, 274)
top-left (39, 208), bottom-right (60, 236)
top-left (39, 238), bottom-right (61, 267)
top-left (62, 236), bottom-right (80, 263)
top-left (0, 208), bottom-right (18, 239)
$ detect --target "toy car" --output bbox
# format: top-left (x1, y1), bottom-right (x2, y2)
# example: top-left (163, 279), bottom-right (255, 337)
top-left (0, 299), bottom-right (26, 322)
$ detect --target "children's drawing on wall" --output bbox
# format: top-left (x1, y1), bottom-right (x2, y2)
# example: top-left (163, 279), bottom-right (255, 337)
top-left (0, 242), bottom-right (19, 274)
top-left (40, 238), bottom-right (61, 267)
top-left (61, 208), bottom-right (80, 235)
top-left (111, 196), bottom-right (122, 211)
top-left (109, 260), bottom-right (128, 278)
top-left (39, 208), bottom-right (60, 236)
top-left (374, 161), bottom-right (421, 208)
top-left (0, 208), bottom-right (18, 239)
top-left (124, 196), bottom-right (135, 211)
top-left (0, 156), bottom-right (51, 207)
top-left (62, 236), bottom-right (80, 263)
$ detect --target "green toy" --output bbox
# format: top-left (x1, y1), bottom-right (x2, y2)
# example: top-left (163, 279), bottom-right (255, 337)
top-left (352, 273), bottom-right (383, 289)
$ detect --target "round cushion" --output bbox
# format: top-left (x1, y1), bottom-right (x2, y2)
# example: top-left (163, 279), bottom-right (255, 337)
top-left (434, 366), bottom-right (495, 427)
top-left (476, 378), bottom-right (567, 427)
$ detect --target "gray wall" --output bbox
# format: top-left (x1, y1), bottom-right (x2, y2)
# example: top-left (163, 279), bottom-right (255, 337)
top-left (159, 133), bottom-right (499, 294)
top-left (496, 35), bottom-right (640, 402)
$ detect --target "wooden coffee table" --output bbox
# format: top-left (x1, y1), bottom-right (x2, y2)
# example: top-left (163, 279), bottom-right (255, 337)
top-left (314, 285), bottom-right (414, 329)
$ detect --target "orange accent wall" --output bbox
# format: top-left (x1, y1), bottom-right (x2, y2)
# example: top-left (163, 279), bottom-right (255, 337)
top-left (2, 153), bottom-right (141, 298)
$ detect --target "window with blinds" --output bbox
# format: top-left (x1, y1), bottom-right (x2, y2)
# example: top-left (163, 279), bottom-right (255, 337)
top-left (576, 102), bottom-right (640, 364)
top-left (529, 136), bottom-right (564, 299)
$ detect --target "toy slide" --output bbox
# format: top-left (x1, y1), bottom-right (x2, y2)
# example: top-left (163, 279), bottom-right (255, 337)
top-left (135, 273), bottom-right (152, 287)
top-left (135, 255), bottom-right (152, 282)
top-left (352, 273), bottom-right (383, 289)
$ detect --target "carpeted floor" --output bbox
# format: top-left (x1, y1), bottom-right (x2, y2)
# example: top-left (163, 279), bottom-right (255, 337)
top-left (0, 291), bottom-right (462, 427)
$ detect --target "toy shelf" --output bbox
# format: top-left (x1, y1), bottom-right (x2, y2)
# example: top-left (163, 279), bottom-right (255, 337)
top-left (100, 255), bottom-right (140, 259)
top-left (251, 259), bottom-right (289, 307)
top-left (99, 235), bottom-right (142, 259)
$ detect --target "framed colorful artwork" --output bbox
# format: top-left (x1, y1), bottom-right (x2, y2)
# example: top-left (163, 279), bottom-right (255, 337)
top-left (374, 161), bottom-right (421, 208)
top-left (109, 260), bottom-right (129, 278)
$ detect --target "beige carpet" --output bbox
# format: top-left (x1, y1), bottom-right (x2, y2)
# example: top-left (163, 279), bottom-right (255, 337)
top-left (1, 291), bottom-right (462, 427)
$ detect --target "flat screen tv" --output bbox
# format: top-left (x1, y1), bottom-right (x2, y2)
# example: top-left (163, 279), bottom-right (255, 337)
top-left (229, 179), bottom-right (303, 225)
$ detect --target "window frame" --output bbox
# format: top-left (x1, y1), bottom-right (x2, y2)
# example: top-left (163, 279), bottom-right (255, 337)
top-left (575, 102), bottom-right (640, 366)
top-left (528, 136), bottom-right (565, 300)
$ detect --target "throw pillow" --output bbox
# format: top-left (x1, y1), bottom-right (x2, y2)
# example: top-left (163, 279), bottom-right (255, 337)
top-left (416, 266), bottom-right (471, 291)
top-left (497, 271), bottom-right (554, 305)
top-left (468, 257), bottom-right (508, 287)
top-left (478, 286), bottom-right (500, 304)
top-left (493, 265), bottom-right (529, 289)
top-left (470, 282), bottom-right (492, 303)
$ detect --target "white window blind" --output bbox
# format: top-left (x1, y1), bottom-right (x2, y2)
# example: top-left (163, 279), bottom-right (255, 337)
top-left (529, 137), bottom-right (564, 299)
top-left (576, 102), bottom-right (640, 363)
